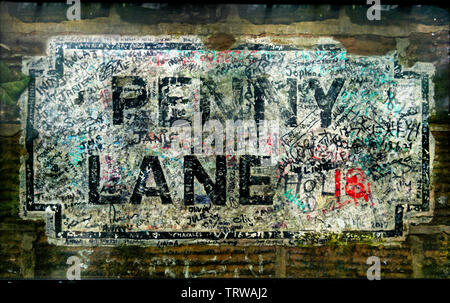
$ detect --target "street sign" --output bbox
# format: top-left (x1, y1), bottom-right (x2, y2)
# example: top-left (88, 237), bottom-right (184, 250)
top-left (20, 36), bottom-right (433, 246)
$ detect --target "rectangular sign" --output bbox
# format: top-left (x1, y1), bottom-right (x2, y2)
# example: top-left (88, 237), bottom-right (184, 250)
top-left (19, 36), bottom-right (433, 246)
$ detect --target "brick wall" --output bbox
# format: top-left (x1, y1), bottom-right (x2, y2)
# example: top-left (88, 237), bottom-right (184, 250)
top-left (0, 3), bottom-right (448, 279)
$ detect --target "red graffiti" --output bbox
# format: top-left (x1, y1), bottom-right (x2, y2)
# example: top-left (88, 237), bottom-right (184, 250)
top-left (344, 168), bottom-right (373, 206)
top-left (335, 168), bottom-right (341, 204)
top-left (333, 168), bottom-right (373, 208)
top-left (99, 89), bottom-right (112, 108)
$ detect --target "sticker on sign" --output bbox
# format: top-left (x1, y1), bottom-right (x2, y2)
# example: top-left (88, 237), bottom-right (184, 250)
top-left (19, 36), bottom-right (433, 246)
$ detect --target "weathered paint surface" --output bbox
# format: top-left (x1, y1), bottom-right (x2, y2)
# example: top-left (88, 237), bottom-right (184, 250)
top-left (19, 36), bottom-right (434, 246)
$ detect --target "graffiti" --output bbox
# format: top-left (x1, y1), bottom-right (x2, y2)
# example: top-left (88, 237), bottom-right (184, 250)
top-left (19, 36), bottom-right (432, 246)
top-left (283, 189), bottom-right (307, 211)
top-left (62, 134), bottom-right (86, 169)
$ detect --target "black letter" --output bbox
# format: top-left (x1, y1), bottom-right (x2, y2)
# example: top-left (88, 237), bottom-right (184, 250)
top-left (130, 156), bottom-right (173, 204)
top-left (184, 156), bottom-right (227, 206)
top-left (159, 77), bottom-right (191, 127)
top-left (239, 156), bottom-right (273, 205)
top-left (112, 76), bottom-right (147, 125)
top-left (88, 156), bottom-right (122, 204)
top-left (308, 78), bottom-right (345, 128)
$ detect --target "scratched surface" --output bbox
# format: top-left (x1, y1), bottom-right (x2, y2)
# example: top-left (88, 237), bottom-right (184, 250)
top-left (19, 36), bottom-right (433, 246)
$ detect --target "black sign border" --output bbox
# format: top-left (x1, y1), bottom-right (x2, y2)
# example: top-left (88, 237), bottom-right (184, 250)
top-left (23, 41), bottom-right (431, 243)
